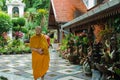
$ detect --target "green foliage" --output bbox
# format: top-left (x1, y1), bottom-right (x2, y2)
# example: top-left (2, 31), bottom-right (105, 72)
top-left (21, 27), bottom-right (28, 33)
top-left (12, 26), bottom-right (20, 31)
top-left (37, 9), bottom-right (48, 15)
top-left (99, 27), bottom-right (113, 37)
top-left (23, 0), bottom-right (32, 10)
top-left (17, 17), bottom-right (26, 26)
top-left (42, 26), bottom-right (48, 34)
top-left (12, 18), bottom-right (25, 27)
top-left (24, 21), bottom-right (37, 39)
top-left (35, 9), bottom-right (47, 25)
top-left (0, 0), bottom-right (3, 9)
top-left (0, 39), bottom-right (31, 54)
top-left (12, 39), bottom-right (21, 47)
top-left (27, 8), bottom-right (36, 22)
top-left (23, 0), bottom-right (50, 10)
top-left (33, 0), bottom-right (50, 9)
top-left (0, 11), bottom-right (12, 34)
top-left (26, 21), bottom-right (37, 30)
top-left (113, 16), bottom-right (120, 33)
top-left (0, 76), bottom-right (8, 80)
top-left (27, 8), bottom-right (36, 13)
top-left (24, 0), bottom-right (50, 35)
top-left (12, 18), bottom-right (18, 26)
top-left (114, 68), bottom-right (120, 75)
top-left (0, 0), bottom-right (7, 11)
top-left (60, 35), bottom-right (69, 51)
top-left (0, 36), bottom-right (4, 46)
top-left (60, 40), bottom-right (68, 51)
top-left (12, 18), bottom-right (26, 33)
top-left (82, 37), bottom-right (89, 45)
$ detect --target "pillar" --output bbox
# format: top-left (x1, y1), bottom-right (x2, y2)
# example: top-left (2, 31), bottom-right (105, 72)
top-left (18, 6), bottom-right (24, 17)
top-left (7, 5), bottom-right (13, 17)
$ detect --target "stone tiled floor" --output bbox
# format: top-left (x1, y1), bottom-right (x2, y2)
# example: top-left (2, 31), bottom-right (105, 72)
top-left (0, 49), bottom-right (91, 80)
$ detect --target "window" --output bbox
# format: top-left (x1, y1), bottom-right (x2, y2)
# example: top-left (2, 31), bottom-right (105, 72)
top-left (83, 0), bottom-right (89, 8)
top-left (83, 0), bottom-right (96, 9)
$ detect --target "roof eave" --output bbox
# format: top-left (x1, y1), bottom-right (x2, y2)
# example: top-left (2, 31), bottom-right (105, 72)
top-left (61, 0), bottom-right (120, 29)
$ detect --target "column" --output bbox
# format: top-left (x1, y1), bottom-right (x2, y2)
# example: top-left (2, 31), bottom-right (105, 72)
top-left (7, 5), bottom-right (13, 18)
top-left (18, 6), bottom-right (24, 17)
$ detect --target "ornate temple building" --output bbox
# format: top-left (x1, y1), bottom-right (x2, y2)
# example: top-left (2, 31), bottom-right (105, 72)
top-left (6, 0), bottom-right (25, 17)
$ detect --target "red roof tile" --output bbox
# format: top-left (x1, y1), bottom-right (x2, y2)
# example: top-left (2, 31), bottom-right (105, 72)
top-left (50, 0), bottom-right (87, 22)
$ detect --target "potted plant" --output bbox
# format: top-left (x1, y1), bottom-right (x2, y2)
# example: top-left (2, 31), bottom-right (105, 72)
top-left (0, 76), bottom-right (8, 80)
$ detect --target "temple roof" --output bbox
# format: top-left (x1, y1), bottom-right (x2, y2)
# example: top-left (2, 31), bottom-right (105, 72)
top-left (48, 0), bottom-right (87, 29)
top-left (61, 0), bottom-right (120, 29)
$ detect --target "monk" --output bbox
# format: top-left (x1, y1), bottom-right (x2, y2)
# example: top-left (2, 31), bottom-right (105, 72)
top-left (45, 34), bottom-right (50, 47)
top-left (30, 26), bottom-right (50, 80)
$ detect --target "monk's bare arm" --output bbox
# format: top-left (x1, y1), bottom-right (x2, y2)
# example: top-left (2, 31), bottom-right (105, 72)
top-left (31, 48), bottom-right (43, 54)
top-left (31, 48), bottom-right (38, 52)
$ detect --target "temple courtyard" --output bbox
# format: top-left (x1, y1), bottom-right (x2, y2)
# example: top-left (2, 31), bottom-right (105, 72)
top-left (0, 49), bottom-right (91, 80)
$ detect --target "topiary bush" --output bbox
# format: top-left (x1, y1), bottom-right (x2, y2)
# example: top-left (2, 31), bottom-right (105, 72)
top-left (17, 17), bottom-right (26, 26)
top-left (21, 27), bottom-right (28, 33)
top-left (12, 18), bottom-right (18, 26)
top-left (12, 18), bottom-right (26, 27)
top-left (0, 11), bottom-right (12, 34)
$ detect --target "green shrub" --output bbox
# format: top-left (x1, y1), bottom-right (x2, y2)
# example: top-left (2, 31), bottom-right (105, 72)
top-left (12, 26), bottom-right (20, 31)
top-left (17, 17), bottom-right (26, 26)
top-left (0, 11), bottom-right (12, 34)
top-left (12, 18), bottom-right (18, 26)
top-left (21, 27), bottom-right (28, 33)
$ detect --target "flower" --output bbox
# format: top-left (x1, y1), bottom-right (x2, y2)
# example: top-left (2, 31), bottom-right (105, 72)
top-left (14, 31), bottom-right (23, 38)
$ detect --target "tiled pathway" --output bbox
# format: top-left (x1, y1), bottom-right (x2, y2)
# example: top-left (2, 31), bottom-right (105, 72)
top-left (0, 49), bottom-right (91, 80)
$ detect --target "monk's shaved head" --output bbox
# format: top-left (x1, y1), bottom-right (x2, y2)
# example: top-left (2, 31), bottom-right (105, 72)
top-left (35, 26), bottom-right (42, 35)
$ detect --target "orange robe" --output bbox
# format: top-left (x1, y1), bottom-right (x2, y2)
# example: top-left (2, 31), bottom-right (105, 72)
top-left (30, 34), bottom-right (50, 79)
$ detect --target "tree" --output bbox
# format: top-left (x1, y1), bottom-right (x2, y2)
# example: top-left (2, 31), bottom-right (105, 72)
top-left (23, 0), bottom-right (50, 33)
top-left (0, 0), bottom-right (7, 11)
top-left (27, 8), bottom-right (36, 22)
top-left (0, 0), bottom-right (3, 10)
top-left (23, 0), bottom-right (33, 10)
top-left (23, 0), bottom-right (50, 10)
top-left (35, 9), bottom-right (48, 33)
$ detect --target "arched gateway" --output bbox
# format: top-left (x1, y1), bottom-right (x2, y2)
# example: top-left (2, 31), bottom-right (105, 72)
top-left (6, 0), bottom-right (25, 18)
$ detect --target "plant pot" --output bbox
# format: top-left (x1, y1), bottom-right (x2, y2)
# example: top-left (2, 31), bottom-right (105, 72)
top-left (68, 55), bottom-right (80, 64)
top-left (96, 63), bottom-right (108, 73)
top-left (83, 61), bottom-right (92, 76)
top-left (91, 69), bottom-right (101, 80)
top-left (0, 76), bottom-right (8, 80)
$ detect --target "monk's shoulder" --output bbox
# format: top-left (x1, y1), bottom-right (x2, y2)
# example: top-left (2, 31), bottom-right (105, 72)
top-left (41, 34), bottom-right (46, 38)
top-left (30, 35), bottom-right (36, 40)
